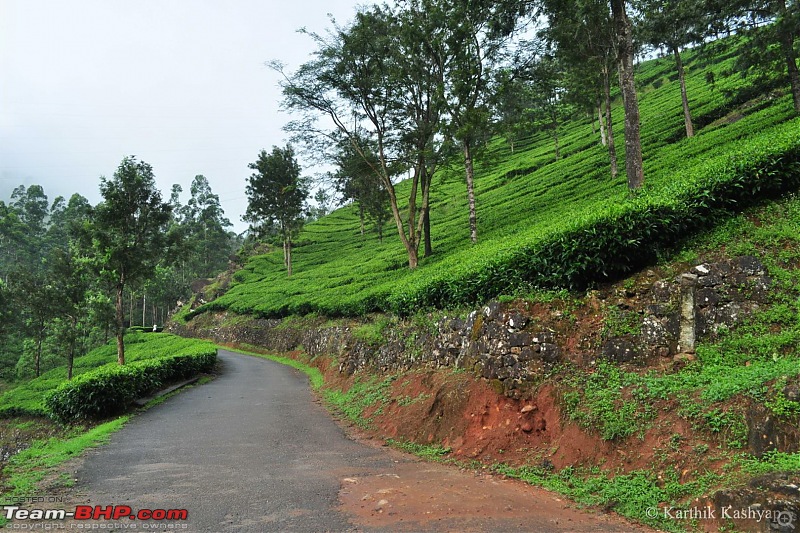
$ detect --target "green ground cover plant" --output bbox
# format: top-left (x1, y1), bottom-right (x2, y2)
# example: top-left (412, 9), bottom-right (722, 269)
top-left (187, 35), bottom-right (800, 321)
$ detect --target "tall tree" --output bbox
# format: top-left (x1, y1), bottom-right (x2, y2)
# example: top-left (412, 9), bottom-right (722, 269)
top-left (610, 0), bottom-right (645, 189)
top-left (10, 268), bottom-right (55, 377)
top-left (635, 0), bottom-right (709, 137)
top-left (542, 0), bottom-right (619, 176)
top-left (275, 6), bottom-right (431, 268)
top-left (331, 139), bottom-right (391, 241)
top-left (729, 0), bottom-right (800, 113)
top-left (436, 0), bottom-right (528, 243)
top-left (244, 145), bottom-right (309, 277)
top-left (87, 156), bottom-right (173, 365)
top-left (182, 175), bottom-right (235, 278)
top-left (48, 244), bottom-right (91, 379)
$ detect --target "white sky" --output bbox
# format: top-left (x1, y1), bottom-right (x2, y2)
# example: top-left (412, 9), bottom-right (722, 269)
top-left (0, 0), bottom-right (364, 233)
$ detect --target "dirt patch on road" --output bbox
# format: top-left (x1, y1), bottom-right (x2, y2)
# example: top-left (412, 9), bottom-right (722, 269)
top-left (314, 365), bottom-right (665, 531)
top-left (337, 446), bottom-right (648, 532)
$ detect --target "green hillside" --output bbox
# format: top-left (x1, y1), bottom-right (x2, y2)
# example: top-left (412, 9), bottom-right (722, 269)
top-left (191, 37), bottom-right (800, 320)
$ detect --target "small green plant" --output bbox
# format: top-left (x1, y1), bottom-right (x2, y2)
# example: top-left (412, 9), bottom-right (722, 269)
top-left (324, 374), bottom-right (397, 429)
top-left (386, 438), bottom-right (452, 460)
top-left (352, 317), bottom-right (393, 346)
top-left (562, 362), bottom-right (653, 441)
top-left (602, 305), bottom-right (641, 338)
top-left (396, 392), bottom-right (431, 406)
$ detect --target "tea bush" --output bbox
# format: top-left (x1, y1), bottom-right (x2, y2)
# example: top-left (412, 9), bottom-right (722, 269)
top-left (45, 347), bottom-right (216, 423)
top-left (187, 35), bottom-right (800, 320)
top-left (0, 334), bottom-right (217, 420)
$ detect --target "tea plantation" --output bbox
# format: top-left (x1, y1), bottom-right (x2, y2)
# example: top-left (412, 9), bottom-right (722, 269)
top-left (190, 36), bottom-right (800, 320)
top-left (0, 333), bottom-right (217, 420)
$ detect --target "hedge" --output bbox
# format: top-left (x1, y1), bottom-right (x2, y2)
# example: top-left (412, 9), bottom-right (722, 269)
top-left (45, 349), bottom-right (217, 424)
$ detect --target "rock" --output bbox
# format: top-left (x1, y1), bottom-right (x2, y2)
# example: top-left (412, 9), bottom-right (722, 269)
top-left (483, 302), bottom-right (502, 320)
top-left (652, 280), bottom-right (676, 302)
top-left (697, 273), bottom-right (723, 287)
top-left (521, 423), bottom-right (533, 433)
top-left (602, 339), bottom-right (640, 362)
top-left (784, 382), bottom-right (800, 402)
top-left (507, 313), bottom-right (529, 331)
top-left (641, 316), bottom-right (670, 345)
top-left (539, 343), bottom-right (560, 363)
top-left (696, 288), bottom-right (721, 307)
top-left (735, 255), bottom-right (765, 276)
top-left (509, 332), bottom-right (533, 347)
top-left (520, 404), bottom-right (536, 413)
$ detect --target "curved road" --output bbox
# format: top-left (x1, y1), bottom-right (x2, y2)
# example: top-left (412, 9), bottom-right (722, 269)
top-left (71, 349), bottom-right (643, 532)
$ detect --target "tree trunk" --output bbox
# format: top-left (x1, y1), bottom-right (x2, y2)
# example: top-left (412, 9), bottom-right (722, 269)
top-left (673, 47), bottom-right (694, 138)
top-left (35, 334), bottom-right (42, 378)
top-left (359, 204), bottom-right (365, 236)
top-left (463, 141), bottom-right (477, 244)
top-left (385, 184), bottom-right (420, 269)
top-left (68, 316), bottom-right (77, 380)
top-left (285, 238), bottom-right (293, 277)
top-left (611, 0), bottom-right (644, 190)
top-left (115, 284), bottom-right (126, 365)
top-left (423, 205), bottom-right (432, 257)
top-left (421, 164), bottom-right (433, 257)
top-left (142, 292), bottom-right (146, 329)
top-left (778, 4), bottom-right (800, 113)
top-left (603, 65), bottom-right (618, 178)
top-left (598, 102), bottom-right (607, 146)
top-left (551, 109), bottom-right (560, 161)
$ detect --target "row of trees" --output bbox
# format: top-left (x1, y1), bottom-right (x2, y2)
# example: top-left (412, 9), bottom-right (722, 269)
top-left (0, 159), bottom-right (240, 379)
top-left (260, 0), bottom-right (798, 271)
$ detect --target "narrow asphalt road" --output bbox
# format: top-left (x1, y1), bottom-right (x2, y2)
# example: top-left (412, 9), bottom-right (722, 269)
top-left (71, 349), bottom-right (645, 532)
top-left (74, 349), bottom-right (395, 531)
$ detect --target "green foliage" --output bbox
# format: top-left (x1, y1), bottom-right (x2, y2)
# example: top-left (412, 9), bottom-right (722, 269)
top-left (0, 416), bottom-right (129, 513)
top-left (493, 462), bottom-right (721, 532)
top-left (352, 317), bottom-right (394, 346)
top-left (562, 362), bottom-right (654, 440)
top-left (386, 438), bottom-right (451, 459)
top-left (602, 305), bottom-right (642, 337)
top-left (0, 334), bottom-right (216, 420)
top-left (44, 343), bottom-right (216, 423)
top-left (323, 374), bottom-right (397, 429)
top-left (192, 35), bottom-right (800, 321)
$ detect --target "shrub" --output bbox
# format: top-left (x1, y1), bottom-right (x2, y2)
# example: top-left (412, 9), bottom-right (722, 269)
top-left (45, 349), bottom-right (216, 424)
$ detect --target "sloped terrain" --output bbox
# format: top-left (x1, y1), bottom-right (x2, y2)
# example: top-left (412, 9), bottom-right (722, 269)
top-left (188, 35), bottom-right (800, 320)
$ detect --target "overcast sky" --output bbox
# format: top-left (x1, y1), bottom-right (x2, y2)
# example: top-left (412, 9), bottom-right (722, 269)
top-left (0, 0), bottom-right (364, 233)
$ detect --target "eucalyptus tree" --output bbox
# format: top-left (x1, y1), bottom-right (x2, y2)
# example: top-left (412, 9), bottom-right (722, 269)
top-left (634, 0), bottom-right (711, 138)
top-left (0, 200), bottom-right (25, 283)
top-left (611, 0), bottom-right (645, 189)
top-left (9, 185), bottom-right (49, 268)
top-left (434, 0), bottom-right (530, 243)
top-left (498, 46), bottom-right (569, 160)
top-left (274, 4), bottom-right (439, 268)
top-left (48, 244), bottom-right (92, 379)
top-left (182, 175), bottom-right (235, 278)
top-left (10, 268), bottom-right (55, 377)
top-left (331, 138), bottom-right (391, 241)
top-left (728, 0), bottom-right (800, 113)
top-left (244, 145), bottom-right (309, 277)
top-left (541, 0), bottom-right (620, 176)
top-left (86, 156), bottom-right (173, 365)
